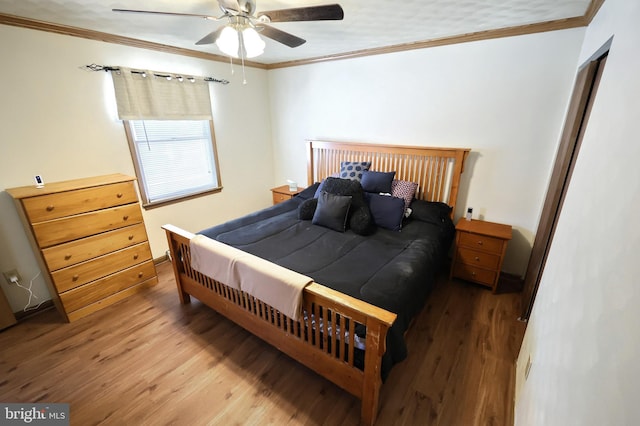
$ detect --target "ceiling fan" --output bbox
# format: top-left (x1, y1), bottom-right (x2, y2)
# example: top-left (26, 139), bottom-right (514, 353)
top-left (113, 0), bottom-right (344, 59)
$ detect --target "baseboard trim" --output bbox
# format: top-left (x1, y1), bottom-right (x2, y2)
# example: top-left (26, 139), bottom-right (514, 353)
top-left (498, 272), bottom-right (524, 293)
top-left (153, 254), bottom-right (170, 265)
top-left (14, 300), bottom-right (55, 321)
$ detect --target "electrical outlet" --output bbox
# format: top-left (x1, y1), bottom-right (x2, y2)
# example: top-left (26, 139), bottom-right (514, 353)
top-left (2, 269), bottom-right (22, 285)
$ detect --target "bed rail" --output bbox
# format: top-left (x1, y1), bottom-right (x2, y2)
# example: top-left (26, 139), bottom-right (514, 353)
top-left (163, 224), bottom-right (396, 426)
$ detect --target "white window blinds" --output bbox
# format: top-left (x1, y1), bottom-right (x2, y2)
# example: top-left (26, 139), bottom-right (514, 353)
top-left (128, 120), bottom-right (219, 204)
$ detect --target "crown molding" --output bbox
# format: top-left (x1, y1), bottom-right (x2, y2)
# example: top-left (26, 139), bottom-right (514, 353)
top-left (266, 16), bottom-right (588, 69)
top-left (0, 12), bottom-right (267, 70)
top-left (584, 0), bottom-right (606, 23)
top-left (1, 0), bottom-right (604, 71)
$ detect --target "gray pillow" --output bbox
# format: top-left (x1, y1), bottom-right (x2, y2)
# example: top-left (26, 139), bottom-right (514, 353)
top-left (312, 191), bottom-right (352, 232)
top-left (339, 161), bottom-right (371, 181)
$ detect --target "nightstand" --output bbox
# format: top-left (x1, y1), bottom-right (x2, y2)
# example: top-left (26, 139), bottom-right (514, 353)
top-left (450, 219), bottom-right (512, 293)
top-left (271, 185), bottom-right (304, 205)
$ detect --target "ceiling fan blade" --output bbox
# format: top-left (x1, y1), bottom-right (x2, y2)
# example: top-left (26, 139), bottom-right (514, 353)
top-left (195, 27), bottom-right (225, 45)
top-left (258, 25), bottom-right (306, 48)
top-left (258, 4), bottom-right (344, 22)
top-left (112, 8), bottom-right (218, 20)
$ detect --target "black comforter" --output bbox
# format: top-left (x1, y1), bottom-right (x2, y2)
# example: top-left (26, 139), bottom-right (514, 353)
top-left (199, 184), bottom-right (455, 379)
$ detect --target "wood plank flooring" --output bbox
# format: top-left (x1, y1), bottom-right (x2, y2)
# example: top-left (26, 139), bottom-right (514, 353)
top-left (0, 261), bottom-right (525, 425)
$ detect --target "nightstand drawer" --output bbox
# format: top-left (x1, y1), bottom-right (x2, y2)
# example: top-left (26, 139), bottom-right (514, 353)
top-left (458, 232), bottom-right (504, 254)
top-left (272, 192), bottom-right (291, 204)
top-left (452, 263), bottom-right (496, 287)
top-left (456, 247), bottom-right (500, 270)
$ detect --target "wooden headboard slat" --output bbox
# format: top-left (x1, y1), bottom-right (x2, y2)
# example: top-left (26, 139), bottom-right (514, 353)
top-left (306, 140), bottom-right (470, 218)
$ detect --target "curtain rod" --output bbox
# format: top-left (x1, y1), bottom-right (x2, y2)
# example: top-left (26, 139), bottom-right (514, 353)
top-left (82, 63), bottom-right (229, 85)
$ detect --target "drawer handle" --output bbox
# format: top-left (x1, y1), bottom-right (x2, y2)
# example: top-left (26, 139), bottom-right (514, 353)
top-left (46, 205), bottom-right (55, 211)
top-left (133, 254), bottom-right (139, 260)
top-left (72, 274), bottom-right (79, 281)
top-left (477, 241), bottom-right (483, 245)
top-left (128, 235), bottom-right (134, 240)
top-left (474, 256), bottom-right (480, 261)
top-left (471, 271), bottom-right (476, 276)
top-left (137, 272), bottom-right (144, 278)
top-left (117, 193), bottom-right (123, 198)
top-left (123, 215), bottom-right (129, 221)
top-left (64, 254), bottom-right (72, 260)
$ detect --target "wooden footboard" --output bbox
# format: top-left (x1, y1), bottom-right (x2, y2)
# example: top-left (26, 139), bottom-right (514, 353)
top-left (163, 224), bottom-right (397, 426)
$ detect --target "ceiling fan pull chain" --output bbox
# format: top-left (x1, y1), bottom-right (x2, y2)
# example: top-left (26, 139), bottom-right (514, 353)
top-left (239, 29), bottom-right (248, 85)
top-left (241, 55), bottom-right (247, 85)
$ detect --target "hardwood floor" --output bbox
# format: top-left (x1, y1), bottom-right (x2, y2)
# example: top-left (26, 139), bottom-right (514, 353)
top-left (0, 261), bottom-right (525, 425)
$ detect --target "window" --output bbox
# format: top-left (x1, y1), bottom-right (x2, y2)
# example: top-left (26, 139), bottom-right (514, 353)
top-left (124, 119), bottom-right (221, 207)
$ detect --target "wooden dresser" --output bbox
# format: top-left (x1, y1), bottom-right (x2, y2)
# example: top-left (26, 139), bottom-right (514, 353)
top-left (7, 174), bottom-right (158, 322)
top-left (270, 185), bottom-right (304, 205)
top-left (450, 219), bottom-right (512, 293)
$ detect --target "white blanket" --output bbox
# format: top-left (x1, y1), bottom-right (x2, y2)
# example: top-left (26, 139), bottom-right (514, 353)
top-left (190, 234), bottom-right (312, 321)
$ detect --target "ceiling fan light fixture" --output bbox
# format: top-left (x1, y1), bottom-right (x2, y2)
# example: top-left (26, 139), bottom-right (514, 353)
top-left (241, 27), bottom-right (265, 58)
top-left (215, 24), bottom-right (265, 59)
top-left (215, 26), bottom-right (241, 58)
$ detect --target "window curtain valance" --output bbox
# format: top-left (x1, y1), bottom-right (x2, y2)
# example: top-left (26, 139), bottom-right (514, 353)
top-left (111, 67), bottom-right (212, 120)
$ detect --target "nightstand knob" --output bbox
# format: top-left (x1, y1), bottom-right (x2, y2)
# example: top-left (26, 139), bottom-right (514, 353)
top-left (477, 241), bottom-right (483, 245)
top-left (471, 272), bottom-right (476, 276)
top-left (474, 256), bottom-right (480, 261)
top-left (46, 205), bottom-right (55, 211)
top-left (117, 193), bottom-right (123, 198)
top-left (65, 254), bottom-right (72, 260)
top-left (133, 254), bottom-right (139, 260)
top-left (123, 215), bottom-right (129, 221)
top-left (138, 272), bottom-right (144, 278)
top-left (72, 274), bottom-right (79, 281)
top-left (128, 235), bottom-right (134, 240)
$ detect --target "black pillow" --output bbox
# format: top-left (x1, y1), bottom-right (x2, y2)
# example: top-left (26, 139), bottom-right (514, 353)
top-left (361, 171), bottom-right (396, 194)
top-left (410, 200), bottom-right (452, 225)
top-left (322, 177), bottom-right (374, 235)
top-left (366, 193), bottom-right (406, 231)
top-left (296, 182), bottom-right (320, 200)
top-left (298, 198), bottom-right (318, 220)
top-left (312, 191), bottom-right (352, 232)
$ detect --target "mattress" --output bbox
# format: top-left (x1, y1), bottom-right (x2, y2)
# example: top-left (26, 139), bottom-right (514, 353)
top-left (198, 184), bottom-right (455, 378)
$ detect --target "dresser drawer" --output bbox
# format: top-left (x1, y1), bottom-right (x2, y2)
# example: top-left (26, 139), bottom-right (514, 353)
top-left (51, 242), bottom-right (152, 293)
top-left (458, 232), bottom-right (504, 254)
top-left (32, 203), bottom-right (142, 248)
top-left (452, 263), bottom-right (496, 287)
top-left (22, 181), bottom-right (138, 223)
top-left (60, 260), bottom-right (156, 313)
top-left (42, 223), bottom-right (149, 271)
top-left (456, 247), bottom-right (500, 270)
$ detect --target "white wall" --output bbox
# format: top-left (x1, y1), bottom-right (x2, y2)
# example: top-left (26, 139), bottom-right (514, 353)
top-left (267, 29), bottom-right (585, 276)
top-left (515, 0), bottom-right (640, 424)
top-left (0, 25), bottom-right (273, 313)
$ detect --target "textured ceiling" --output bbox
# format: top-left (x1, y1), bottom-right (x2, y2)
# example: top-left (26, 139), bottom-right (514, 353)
top-left (0, 0), bottom-right (593, 64)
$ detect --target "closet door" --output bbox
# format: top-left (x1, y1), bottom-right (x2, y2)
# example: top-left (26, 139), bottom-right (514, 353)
top-left (520, 54), bottom-right (608, 320)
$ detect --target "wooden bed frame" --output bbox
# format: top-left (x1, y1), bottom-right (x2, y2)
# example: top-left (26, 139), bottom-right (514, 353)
top-left (163, 140), bottom-right (469, 425)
